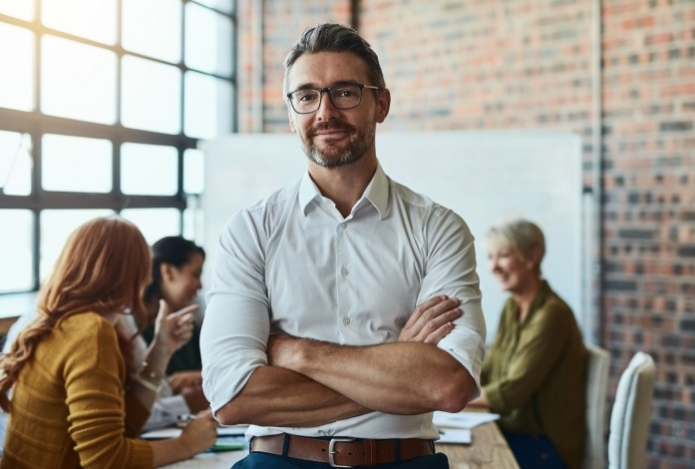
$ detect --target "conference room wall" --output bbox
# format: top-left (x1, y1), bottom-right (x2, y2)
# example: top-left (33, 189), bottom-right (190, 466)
top-left (234, 1), bottom-right (695, 467)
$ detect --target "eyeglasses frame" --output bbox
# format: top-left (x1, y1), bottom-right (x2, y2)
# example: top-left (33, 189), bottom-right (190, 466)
top-left (286, 83), bottom-right (382, 115)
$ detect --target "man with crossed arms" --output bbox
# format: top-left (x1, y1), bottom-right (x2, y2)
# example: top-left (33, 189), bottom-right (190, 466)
top-left (201, 23), bottom-right (486, 469)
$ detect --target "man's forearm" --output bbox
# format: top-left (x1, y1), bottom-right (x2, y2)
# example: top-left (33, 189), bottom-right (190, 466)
top-left (215, 365), bottom-right (370, 427)
top-left (281, 340), bottom-right (474, 415)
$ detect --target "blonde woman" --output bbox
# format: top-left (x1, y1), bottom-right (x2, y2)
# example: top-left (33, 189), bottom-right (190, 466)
top-left (469, 219), bottom-right (586, 469)
top-left (0, 217), bottom-right (216, 468)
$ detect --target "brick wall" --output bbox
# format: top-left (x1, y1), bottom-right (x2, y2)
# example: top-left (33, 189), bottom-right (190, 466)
top-left (239, 0), bottom-right (695, 466)
top-left (601, 1), bottom-right (695, 466)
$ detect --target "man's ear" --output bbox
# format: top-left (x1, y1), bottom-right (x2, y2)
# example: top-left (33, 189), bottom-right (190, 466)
top-left (376, 88), bottom-right (391, 124)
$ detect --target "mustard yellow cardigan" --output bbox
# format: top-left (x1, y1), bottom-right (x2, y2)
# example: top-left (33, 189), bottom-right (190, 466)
top-left (1, 312), bottom-right (154, 468)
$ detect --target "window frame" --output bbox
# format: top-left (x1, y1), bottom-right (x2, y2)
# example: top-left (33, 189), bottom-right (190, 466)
top-left (0, 0), bottom-right (237, 294)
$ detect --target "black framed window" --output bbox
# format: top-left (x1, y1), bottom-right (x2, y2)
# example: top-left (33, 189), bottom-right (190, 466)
top-left (0, 0), bottom-right (236, 294)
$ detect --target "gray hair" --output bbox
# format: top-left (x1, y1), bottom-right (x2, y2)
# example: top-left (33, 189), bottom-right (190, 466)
top-left (283, 23), bottom-right (386, 95)
top-left (487, 219), bottom-right (546, 262)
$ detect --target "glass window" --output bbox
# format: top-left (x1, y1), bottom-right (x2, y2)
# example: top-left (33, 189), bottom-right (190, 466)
top-left (42, 0), bottom-right (117, 45)
top-left (121, 55), bottom-right (182, 135)
top-left (122, 0), bottom-right (182, 63)
top-left (41, 35), bottom-right (117, 124)
top-left (0, 131), bottom-right (32, 196)
top-left (0, 210), bottom-right (34, 293)
top-left (0, 23), bottom-right (34, 112)
top-left (183, 203), bottom-right (204, 244)
top-left (185, 2), bottom-right (234, 77)
top-left (42, 134), bottom-right (112, 193)
top-left (192, 0), bottom-right (234, 14)
top-left (0, 0), bottom-right (34, 21)
top-left (40, 209), bottom-right (114, 280)
top-left (120, 208), bottom-right (180, 245)
top-left (121, 143), bottom-right (178, 196)
top-left (183, 149), bottom-right (204, 194)
top-left (184, 71), bottom-right (233, 139)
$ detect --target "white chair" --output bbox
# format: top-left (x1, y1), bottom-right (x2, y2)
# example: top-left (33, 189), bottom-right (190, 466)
top-left (608, 352), bottom-right (656, 469)
top-left (583, 344), bottom-right (610, 469)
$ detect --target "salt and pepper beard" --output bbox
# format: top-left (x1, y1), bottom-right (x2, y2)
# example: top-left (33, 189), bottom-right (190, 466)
top-left (300, 121), bottom-right (376, 168)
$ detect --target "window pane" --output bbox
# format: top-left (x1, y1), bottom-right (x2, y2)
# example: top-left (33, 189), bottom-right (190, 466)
top-left (0, 131), bottom-right (32, 196)
top-left (0, 23), bottom-right (34, 111)
top-left (183, 149), bottom-right (204, 194)
top-left (121, 143), bottom-right (178, 195)
top-left (0, 210), bottom-right (34, 293)
top-left (41, 35), bottom-right (117, 124)
top-left (42, 0), bottom-right (117, 45)
top-left (122, 0), bottom-right (181, 63)
top-left (184, 71), bottom-right (233, 139)
top-left (183, 204), bottom-right (204, 244)
top-left (42, 134), bottom-right (112, 193)
top-left (191, 0), bottom-right (234, 14)
top-left (0, 0), bottom-right (34, 21)
top-left (40, 209), bottom-right (114, 280)
top-left (185, 2), bottom-right (233, 77)
top-left (121, 56), bottom-right (181, 134)
top-left (120, 208), bottom-right (180, 245)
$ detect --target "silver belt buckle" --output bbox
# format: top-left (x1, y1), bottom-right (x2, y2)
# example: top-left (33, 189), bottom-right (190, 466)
top-left (328, 437), bottom-right (356, 468)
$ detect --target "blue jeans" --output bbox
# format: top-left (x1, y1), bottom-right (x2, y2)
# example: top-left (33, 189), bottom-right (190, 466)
top-left (502, 431), bottom-right (567, 469)
top-left (231, 451), bottom-right (449, 468)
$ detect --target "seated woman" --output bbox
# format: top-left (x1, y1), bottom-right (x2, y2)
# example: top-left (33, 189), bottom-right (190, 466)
top-left (141, 236), bottom-right (206, 397)
top-left (0, 217), bottom-right (216, 468)
top-left (469, 219), bottom-right (587, 469)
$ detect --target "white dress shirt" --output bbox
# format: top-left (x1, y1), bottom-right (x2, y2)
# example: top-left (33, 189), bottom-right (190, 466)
top-left (201, 163), bottom-right (486, 440)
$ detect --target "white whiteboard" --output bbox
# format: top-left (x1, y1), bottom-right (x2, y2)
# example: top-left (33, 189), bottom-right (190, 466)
top-left (200, 131), bottom-right (583, 342)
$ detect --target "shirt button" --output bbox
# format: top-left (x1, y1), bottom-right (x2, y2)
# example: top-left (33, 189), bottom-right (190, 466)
top-left (341, 266), bottom-right (349, 276)
top-left (343, 317), bottom-right (351, 326)
top-left (340, 223), bottom-right (347, 230)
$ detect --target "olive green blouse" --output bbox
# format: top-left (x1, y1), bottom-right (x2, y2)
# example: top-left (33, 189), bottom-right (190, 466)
top-left (482, 281), bottom-right (587, 469)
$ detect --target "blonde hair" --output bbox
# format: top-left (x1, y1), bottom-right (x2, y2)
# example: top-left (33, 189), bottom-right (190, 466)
top-left (0, 217), bottom-right (151, 411)
top-left (487, 219), bottom-right (546, 263)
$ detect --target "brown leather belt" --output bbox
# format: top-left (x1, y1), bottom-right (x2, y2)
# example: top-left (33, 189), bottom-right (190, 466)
top-left (251, 434), bottom-right (435, 468)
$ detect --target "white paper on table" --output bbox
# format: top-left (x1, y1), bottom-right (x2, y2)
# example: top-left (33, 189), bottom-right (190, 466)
top-left (437, 429), bottom-right (472, 445)
top-left (141, 425), bottom-right (249, 440)
top-left (433, 411), bottom-right (500, 429)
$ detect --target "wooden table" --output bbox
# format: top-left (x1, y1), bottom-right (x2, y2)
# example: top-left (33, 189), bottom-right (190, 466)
top-left (163, 422), bottom-right (519, 469)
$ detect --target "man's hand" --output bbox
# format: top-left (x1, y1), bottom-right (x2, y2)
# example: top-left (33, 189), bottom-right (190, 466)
top-left (398, 296), bottom-right (462, 344)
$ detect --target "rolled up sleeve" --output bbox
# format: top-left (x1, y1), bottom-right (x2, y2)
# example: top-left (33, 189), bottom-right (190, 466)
top-left (418, 208), bottom-right (487, 399)
top-left (201, 209), bottom-right (271, 415)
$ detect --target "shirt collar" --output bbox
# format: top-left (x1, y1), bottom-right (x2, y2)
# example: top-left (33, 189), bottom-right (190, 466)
top-left (298, 163), bottom-right (390, 219)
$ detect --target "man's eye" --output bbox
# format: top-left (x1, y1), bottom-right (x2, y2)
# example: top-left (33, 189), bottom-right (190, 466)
top-left (335, 88), bottom-right (356, 98)
top-left (296, 93), bottom-right (317, 102)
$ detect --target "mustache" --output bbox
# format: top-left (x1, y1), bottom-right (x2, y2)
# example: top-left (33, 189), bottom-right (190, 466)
top-left (307, 121), bottom-right (356, 138)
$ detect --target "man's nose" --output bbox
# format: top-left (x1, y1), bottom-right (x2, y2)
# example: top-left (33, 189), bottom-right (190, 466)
top-left (315, 91), bottom-right (340, 121)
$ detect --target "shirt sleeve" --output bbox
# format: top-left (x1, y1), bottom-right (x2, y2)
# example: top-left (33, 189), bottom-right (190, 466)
top-left (483, 302), bottom-right (570, 414)
top-left (64, 321), bottom-right (153, 469)
top-left (200, 209), bottom-right (271, 415)
top-left (418, 208), bottom-right (487, 399)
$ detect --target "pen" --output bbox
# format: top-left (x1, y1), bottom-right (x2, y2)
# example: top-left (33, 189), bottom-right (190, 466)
top-left (176, 414), bottom-right (197, 427)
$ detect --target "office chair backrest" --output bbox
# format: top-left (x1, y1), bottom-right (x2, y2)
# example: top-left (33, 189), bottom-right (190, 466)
top-left (583, 344), bottom-right (610, 469)
top-left (608, 352), bottom-right (656, 469)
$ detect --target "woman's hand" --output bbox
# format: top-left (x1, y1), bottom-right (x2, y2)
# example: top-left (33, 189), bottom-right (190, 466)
top-left (168, 370), bottom-right (203, 394)
top-left (153, 300), bottom-right (199, 355)
top-left (178, 410), bottom-right (217, 457)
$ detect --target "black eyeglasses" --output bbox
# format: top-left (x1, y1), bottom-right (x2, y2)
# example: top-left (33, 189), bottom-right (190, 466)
top-left (286, 83), bottom-right (381, 114)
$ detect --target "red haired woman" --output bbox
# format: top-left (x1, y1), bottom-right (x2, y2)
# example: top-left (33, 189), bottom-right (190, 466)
top-left (0, 217), bottom-right (216, 468)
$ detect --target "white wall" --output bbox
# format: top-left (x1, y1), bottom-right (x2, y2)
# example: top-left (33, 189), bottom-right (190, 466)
top-left (201, 131), bottom-right (584, 342)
